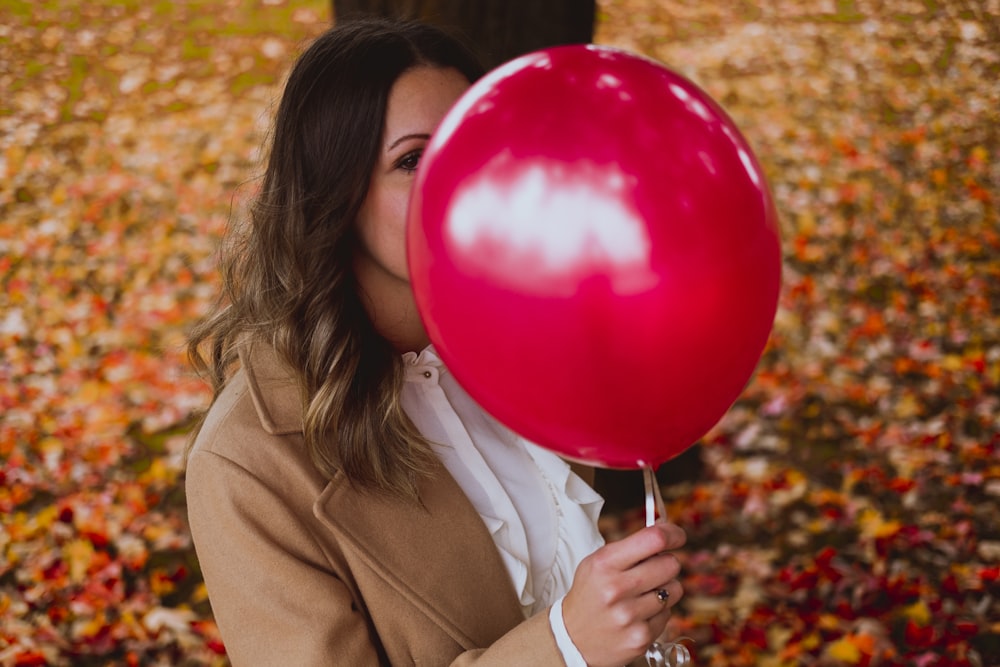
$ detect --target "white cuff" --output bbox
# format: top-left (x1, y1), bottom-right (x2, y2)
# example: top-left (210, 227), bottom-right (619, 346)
top-left (549, 596), bottom-right (588, 667)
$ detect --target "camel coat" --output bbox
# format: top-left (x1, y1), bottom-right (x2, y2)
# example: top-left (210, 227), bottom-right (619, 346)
top-left (185, 345), bottom-right (595, 666)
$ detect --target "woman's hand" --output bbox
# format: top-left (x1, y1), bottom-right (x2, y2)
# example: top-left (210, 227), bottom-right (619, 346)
top-left (561, 521), bottom-right (686, 667)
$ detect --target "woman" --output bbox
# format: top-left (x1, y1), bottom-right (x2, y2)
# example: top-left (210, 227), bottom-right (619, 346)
top-left (185, 17), bottom-right (685, 667)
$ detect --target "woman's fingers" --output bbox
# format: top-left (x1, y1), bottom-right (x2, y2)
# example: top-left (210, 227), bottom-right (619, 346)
top-left (562, 521), bottom-right (686, 667)
top-left (625, 551), bottom-right (682, 597)
top-left (597, 522), bottom-right (687, 572)
top-left (642, 577), bottom-right (684, 618)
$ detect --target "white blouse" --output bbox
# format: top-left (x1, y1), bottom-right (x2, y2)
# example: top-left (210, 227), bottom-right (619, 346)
top-left (400, 347), bottom-right (605, 664)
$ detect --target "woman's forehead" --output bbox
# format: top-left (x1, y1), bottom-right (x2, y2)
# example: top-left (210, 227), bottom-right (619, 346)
top-left (382, 67), bottom-right (470, 146)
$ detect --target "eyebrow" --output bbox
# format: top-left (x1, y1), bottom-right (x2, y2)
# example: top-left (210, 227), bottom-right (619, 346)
top-left (387, 133), bottom-right (431, 151)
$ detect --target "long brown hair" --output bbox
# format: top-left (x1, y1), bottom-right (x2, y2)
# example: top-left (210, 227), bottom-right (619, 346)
top-left (187, 18), bottom-right (483, 498)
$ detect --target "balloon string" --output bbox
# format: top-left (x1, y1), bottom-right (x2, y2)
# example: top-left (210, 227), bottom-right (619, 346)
top-left (641, 465), bottom-right (694, 667)
top-left (642, 465), bottom-right (667, 528)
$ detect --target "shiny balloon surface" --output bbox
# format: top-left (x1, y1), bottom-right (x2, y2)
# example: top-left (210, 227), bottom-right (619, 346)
top-left (408, 45), bottom-right (781, 468)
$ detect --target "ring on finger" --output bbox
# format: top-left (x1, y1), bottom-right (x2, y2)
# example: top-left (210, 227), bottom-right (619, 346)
top-left (656, 588), bottom-right (670, 605)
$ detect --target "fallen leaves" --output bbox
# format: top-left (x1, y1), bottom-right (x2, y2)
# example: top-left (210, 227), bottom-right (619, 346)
top-left (1, 0), bottom-right (328, 664)
top-left (2, 0), bottom-right (998, 665)
top-left (599, 1), bottom-right (999, 664)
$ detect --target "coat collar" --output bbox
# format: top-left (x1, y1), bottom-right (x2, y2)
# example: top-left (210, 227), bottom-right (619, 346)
top-left (239, 343), bottom-right (526, 649)
top-left (239, 342), bottom-right (596, 486)
top-left (240, 343), bottom-right (303, 435)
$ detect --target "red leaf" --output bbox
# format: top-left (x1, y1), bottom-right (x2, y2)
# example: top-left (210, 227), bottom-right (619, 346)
top-left (888, 478), bottom-right (916, 493)
top-left (950, 620), bottom-right (979, 641)
top-left (14, 653), bottom-right (48, 667)
top-left (740, 624), bottom-right (768, 650)
top-left (904, 620), bottom-right (935, 648)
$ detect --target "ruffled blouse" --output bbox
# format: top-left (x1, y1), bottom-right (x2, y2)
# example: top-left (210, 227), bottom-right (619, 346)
top-left (400, 347), bottom-right (605, 618)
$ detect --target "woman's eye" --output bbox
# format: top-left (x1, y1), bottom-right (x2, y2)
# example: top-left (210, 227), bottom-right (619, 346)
top-left (396, 149), bottom-right (423, 173)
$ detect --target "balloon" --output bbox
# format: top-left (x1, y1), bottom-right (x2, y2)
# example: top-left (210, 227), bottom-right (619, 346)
top-left (407, 45), bottom-right (781, 469)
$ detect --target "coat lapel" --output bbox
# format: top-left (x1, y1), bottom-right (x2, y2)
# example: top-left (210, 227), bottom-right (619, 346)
top-left (313, 461), bottom-right (526, 650)
top-left (240, 343), bottom-right (525, 650)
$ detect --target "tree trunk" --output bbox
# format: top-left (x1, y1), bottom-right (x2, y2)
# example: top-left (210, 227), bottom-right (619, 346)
top-left (332, 0), bottom-right (595, 70)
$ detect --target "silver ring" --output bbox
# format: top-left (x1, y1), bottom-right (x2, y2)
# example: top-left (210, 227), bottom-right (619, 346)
top-left (656, 588), bottom-right (670, 604)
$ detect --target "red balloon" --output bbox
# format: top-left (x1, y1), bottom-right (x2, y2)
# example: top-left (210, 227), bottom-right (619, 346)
top-left (407, 45), bottom-right (781, 468)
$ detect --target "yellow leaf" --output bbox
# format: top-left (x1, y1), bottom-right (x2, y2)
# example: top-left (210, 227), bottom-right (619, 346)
top-left (5, 145), bottom-right (26, 177)
top-left (806, 518), bottom-right (829, 534)
top-left (139, 457), bottom-right (176, 485)
top-left (73, 610), bottom-right (107, 640)
top-left (818, 613), bottom-right (841, 630)
top-left (51, 184), bottom-right (68, 205)
top-left (797, 211), bottom-right (817, 235)
top-left (32, 505), bottom-right (59, 533)
top-left (942, 354), bottom-right (963, 371)
top-left (825, 636), bottom-right (861, 664)
top-left (893, 394), bottom-right (920, 419)
top-left (78, 380), bottom-right (105, 403)
top-left (119, 609), bottom-right (145, 637)
top-left (859, 508), bottom-right (902, 539)
top-left (143, 523), bottom-right (169, 543)
top-left (64, 538), bottom-right (95, 584)
top-left (193, 582), bottom-right (210, 603)
top-left (902, 599), bottom-right (931, 625)
top-left (876, 520), bottom-right (901, 538)
top-left (767, 625), bottom-right (794, 650)
top-left (150, 569), bottom-right (176, 596)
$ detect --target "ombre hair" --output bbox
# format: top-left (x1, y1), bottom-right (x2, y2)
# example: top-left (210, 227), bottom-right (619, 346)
top-left (187, 18), bottom-right (483, 498)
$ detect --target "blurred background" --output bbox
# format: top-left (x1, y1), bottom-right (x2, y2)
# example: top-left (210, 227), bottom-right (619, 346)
top-left (1, 1), bottom-right (997, 665)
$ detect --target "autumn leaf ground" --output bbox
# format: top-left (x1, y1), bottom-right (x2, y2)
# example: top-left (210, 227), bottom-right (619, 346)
top-left (1, 1), bottom-right (998, 666)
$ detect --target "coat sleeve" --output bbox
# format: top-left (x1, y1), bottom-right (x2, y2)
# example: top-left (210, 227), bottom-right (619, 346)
top-left (187, 449), bottom-right (571, 667)
top-left (185, 449), bottom-right (386, 666)
top-left (449, 612), bottom-right (564, 666)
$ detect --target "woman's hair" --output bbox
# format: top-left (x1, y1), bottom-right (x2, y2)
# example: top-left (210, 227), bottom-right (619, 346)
top-left (187, 18), bottom-right (483, 498)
